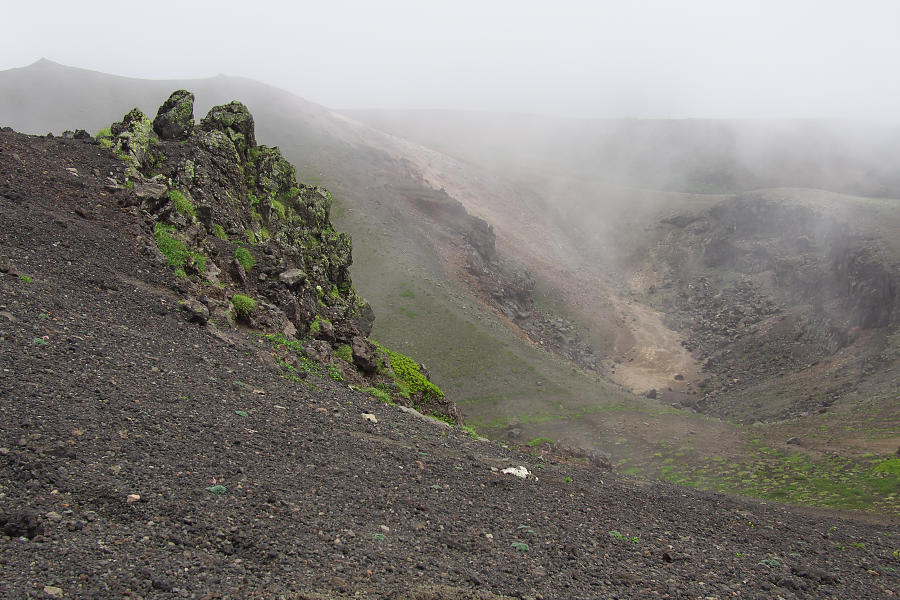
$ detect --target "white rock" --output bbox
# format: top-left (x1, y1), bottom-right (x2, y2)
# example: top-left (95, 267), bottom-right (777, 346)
top-left (501, 466), bottom-right (531, 479)
top-left (126, 494), bottom-right (141, 504)
top-left (362, 413), bottom-right (378, 424)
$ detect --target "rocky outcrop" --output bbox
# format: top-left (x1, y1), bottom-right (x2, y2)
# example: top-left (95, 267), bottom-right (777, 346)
top-left (109, 108), bottom-right (154, 170)
top-left (153, 90), bottom-right (195, 140)
top-left (200, 100), bottom-right (256, 162)
top-left (97, 91), bottom-right (452, 421)
top-left (833, 246), bottom-right (898, 329)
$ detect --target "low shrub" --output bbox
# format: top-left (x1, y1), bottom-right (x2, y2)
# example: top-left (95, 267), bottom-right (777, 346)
top-left (231, 294), bottom-right (256, 318)
top-left (234, 246), bottom-right (255, 271)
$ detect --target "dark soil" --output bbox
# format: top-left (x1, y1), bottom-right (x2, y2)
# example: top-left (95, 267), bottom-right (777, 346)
top-left (1, 129), bottom-right (898, 599)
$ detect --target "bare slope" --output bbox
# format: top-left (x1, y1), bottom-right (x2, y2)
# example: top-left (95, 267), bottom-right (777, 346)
top-left (2, 128), bottom-right (899, 599)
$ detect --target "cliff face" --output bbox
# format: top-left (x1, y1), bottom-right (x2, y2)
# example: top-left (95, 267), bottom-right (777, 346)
top-left (96, 90), bottom-right (458, 423)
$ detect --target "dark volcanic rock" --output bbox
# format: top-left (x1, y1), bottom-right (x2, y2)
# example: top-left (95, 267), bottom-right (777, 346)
top-left (152, 89), bottom-right (195, 140)
top-left (200, 100), bottom-right (256, 162)
top-left (350, 335), bottom-right (378, 373)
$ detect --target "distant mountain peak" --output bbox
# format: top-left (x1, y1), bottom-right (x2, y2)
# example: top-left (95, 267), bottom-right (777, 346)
top-left (26, 57), bottom-right (63, 69)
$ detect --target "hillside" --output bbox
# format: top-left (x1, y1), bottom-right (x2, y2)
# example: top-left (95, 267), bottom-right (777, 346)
top-left (0, 59), bottom-right (714, 468)
top-left (2, 94), bottom-right (899, 598)
top-left (2, 61), bottom-right (899, 515)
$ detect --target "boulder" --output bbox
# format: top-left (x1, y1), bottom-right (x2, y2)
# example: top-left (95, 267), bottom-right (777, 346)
top-left (278, 268), bottom-right (307, 288)
top-left (200, 101), bottom-right (256, 162)
top-left (587, 450), bottom-right (612, 470)
top-left (350, 336), bottom-right (378, 373)
top-left (350, 296), bottom-right (375, 337)
top-left (180, 298), bottom-right (210, 324)
top-left (229, 258), bottom-right (249, 289)
top-left (132, 180), bottom-right (168, 210)
top-left (153, 90), bottom-right (195, 140)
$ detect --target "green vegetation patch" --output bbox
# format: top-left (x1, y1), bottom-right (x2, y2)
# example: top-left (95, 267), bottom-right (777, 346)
top-left (255, 333), bottom-right (327, 382)
top-left (654, 440), bottom-right (900, 514)
top-left (153, 222), bottom-right (206, 274)
top-left (270, 198), bottom-right (286, 220)
top-left (527, 437), bottom-right (554, 447)
top-left (231, 294), bottom-right (256, 318)
top-left (95, 127), bottom-right (113, 149)
top-left (169, 189), bottom-right (195, 218)
top-left (358, 386), bottom-right (394, 406)
top-left (213, 224), bottom-right (228, 240)
top-left (873, 458), bottom-right (900, 476)
top-left (310, 315), bottom-right (331, 335)
top-left (234, 246), bottom-right (255, 271)
top-left (374, 342), bottom-right (444, 400)
top-left (334, 344), bottom-right (353, 364)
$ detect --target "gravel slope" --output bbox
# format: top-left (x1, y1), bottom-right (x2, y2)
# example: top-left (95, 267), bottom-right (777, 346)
top-left (0, 129), bottom-right (898, 599)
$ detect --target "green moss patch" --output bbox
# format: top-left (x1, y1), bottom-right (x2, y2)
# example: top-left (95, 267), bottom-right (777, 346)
top-left (169, 189), bottom-right (195, 218)
top-left (153, 223), bottom-right (206, 274)
top-left (335, 344), bottom-right (353, 364)
top-left (231, 294), bottom-right (256, 318)
top-left (374, 342), bottom-right (444, 400)
top-left (234, 246), bottom-right (255, 271)
top-left (95, 127), bottom-right (113, 149)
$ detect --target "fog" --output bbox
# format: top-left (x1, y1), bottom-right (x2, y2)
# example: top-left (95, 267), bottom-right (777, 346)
top-left (3, 0), bottom-right (900, 121)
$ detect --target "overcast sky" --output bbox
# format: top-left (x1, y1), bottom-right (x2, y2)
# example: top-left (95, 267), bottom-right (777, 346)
top-left (3, 0), bottom-right (899, 120)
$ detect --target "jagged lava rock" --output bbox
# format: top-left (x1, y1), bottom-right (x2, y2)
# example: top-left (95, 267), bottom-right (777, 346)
top-left (153, 89), bottom-right (195, 140)
top-left (200, 100), bottom-right (256, 162)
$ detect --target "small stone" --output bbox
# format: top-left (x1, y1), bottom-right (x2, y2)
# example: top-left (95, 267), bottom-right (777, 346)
top-left (131, 180), bottom-right (168, 203)
top-left (0, 256), bottom-right (10, 273)
top-left (0, 447), bottom-right (8, 455)
top-left (786, 436), bottom-right (802, 445)
top-left (43, 586), bottom-right (63, 597)
top-left (44, 511), bottom-right (62, 522)
top-left (645, 388), bottom-right (657, 399)
top-left (126, 494), bottom-right (141, 504)
top-left (379, 524), bottom-right (390, 533)
top-left (673, 373), bottom-right (685, 381)
top-left (362, 413), bottom-right (378, 424)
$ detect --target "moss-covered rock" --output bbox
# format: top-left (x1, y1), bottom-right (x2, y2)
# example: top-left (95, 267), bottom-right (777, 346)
top-left (153, 90), bottom-right (195, 140)
top-left (109, 108), bottom-right (153, 169)
top-left (200, 101), bottom-right (256, 162)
